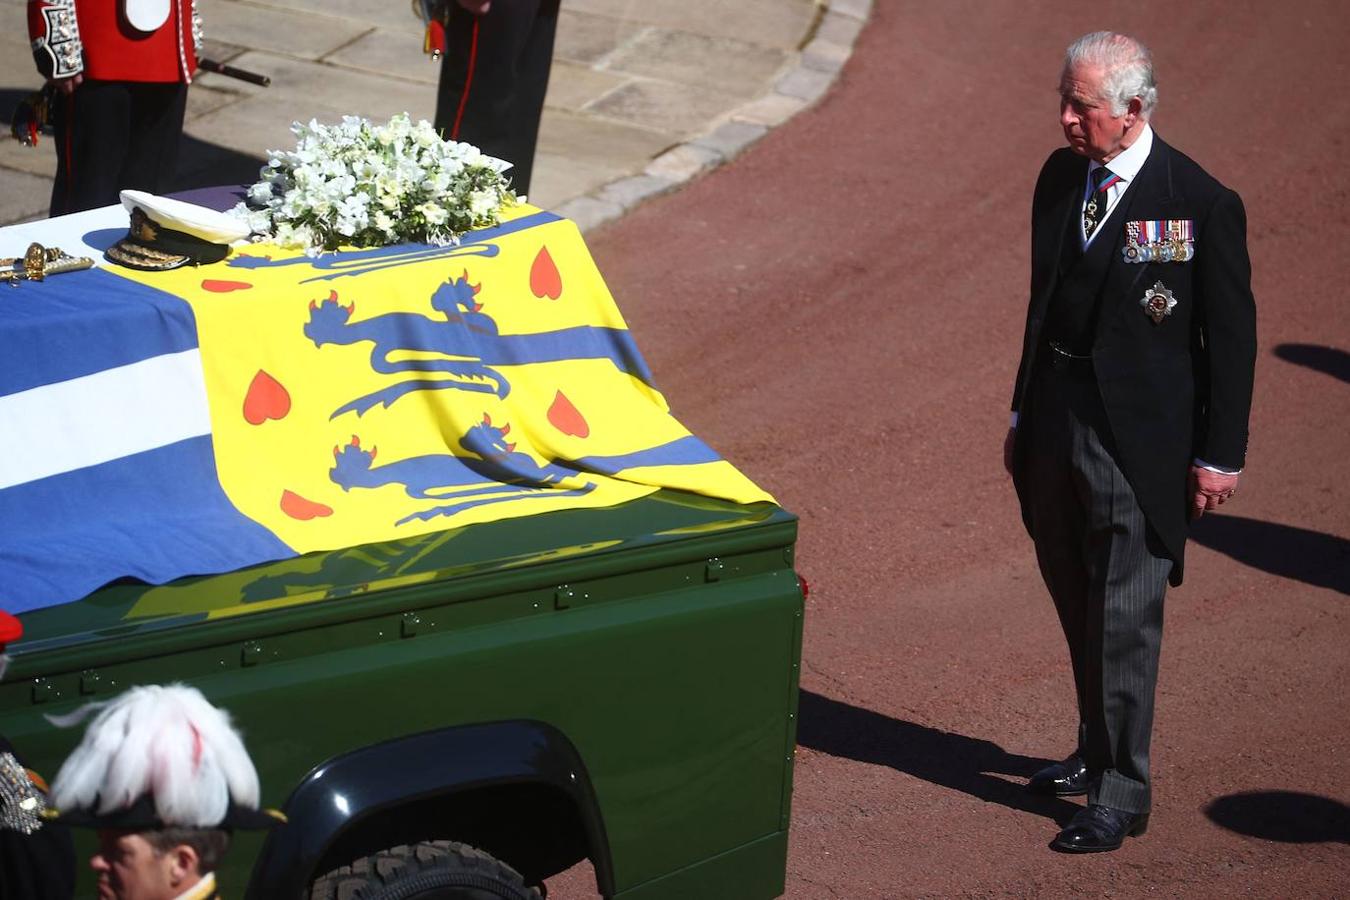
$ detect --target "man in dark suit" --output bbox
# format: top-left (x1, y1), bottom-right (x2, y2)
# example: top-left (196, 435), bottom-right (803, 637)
top-left (1004, 31), bottom-right (1256, 852)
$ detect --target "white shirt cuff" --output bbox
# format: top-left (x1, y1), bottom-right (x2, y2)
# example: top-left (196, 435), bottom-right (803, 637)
top-left (1193, 458), bottom-right (1242, 475)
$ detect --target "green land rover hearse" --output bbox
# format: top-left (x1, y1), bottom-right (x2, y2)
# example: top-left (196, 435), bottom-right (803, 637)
top-left (2, 489), bottom-right (804, 899)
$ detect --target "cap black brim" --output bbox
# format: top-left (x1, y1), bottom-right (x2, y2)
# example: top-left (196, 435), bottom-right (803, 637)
top-left (105, 240), bottom-right (193, 271)
top-left (48, 793), bottom-right (285, 831)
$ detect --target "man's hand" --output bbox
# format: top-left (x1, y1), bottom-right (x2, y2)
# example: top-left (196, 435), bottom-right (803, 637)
top-left (1003, 427), bottom-right (1016, 477)
top-left (50, 74), bottom-right (82, 96)
top-left (456, 0), bottom-right (491, 13)
top-left (1189, 465), bottom-right (1239, 520)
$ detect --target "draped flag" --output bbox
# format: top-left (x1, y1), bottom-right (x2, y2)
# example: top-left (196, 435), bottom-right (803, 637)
top-left (0, 205), bottom-right (772, 615)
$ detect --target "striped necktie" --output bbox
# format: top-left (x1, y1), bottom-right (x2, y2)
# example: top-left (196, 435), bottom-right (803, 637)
top-left (1082, 166), bottom-right (1121, 239)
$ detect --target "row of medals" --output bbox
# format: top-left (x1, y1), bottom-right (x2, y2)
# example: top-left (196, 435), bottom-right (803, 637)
top-left (1122, 221), bottom-right (1193, 264)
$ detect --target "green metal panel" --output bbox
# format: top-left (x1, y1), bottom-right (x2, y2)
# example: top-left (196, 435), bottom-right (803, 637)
top-left (614, 831), bottom-right (789, 900)
top-left (10, 492), bottom-right (793, 664)
top-left (1, 491), bottom-right (802, 898)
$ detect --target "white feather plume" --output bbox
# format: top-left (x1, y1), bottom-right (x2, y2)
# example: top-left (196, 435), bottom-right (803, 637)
top-left (48, 684), bottom-right (261, 827)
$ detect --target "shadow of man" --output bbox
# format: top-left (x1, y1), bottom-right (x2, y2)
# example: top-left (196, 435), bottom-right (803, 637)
top-left (797, 690), bottom-right (1082, 825)
top-left (1272, 343), bottom-right (1350, 385)
top-left (1206, 791), bottom-right (1350, 843)
top-left (1190, 515), bottom-right (1349, 595)
top-left (171, 135), bottom-right (267, 196)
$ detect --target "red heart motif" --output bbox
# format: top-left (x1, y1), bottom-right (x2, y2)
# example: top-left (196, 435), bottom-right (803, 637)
top-left (242, 370), bottom-right (291, 425)
top-left (530, 246), bottom-right (563, 300)
top-left (201, 279), bottom-right (253, 292)
top-left (548, 390), bottom-right (589, 438)
top-left (280, 490), bottom-right (333, 521)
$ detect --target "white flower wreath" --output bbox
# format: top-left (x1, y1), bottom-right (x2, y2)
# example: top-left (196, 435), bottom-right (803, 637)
top-left (232, 113), bottom-right (517, 256)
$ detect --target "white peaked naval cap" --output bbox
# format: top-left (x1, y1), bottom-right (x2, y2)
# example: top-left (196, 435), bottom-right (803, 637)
top-left (107, 191), bottom-right (251, 271)
top-left (120, 191), bottom-right (252, 245)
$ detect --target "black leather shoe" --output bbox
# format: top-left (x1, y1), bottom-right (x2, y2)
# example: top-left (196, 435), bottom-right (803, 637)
top-left (1027, 755), bottom-right (1089, 796)
top-left (1051, 804), bottom-right (1149, 853)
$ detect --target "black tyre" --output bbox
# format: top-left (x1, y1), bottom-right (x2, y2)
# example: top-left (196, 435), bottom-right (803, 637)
top-left (308, 840), bottom-right (543, 900)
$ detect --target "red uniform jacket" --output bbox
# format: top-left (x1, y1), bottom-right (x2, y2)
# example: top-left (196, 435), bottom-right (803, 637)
top-left (29, 0), bottom-right (198, 83)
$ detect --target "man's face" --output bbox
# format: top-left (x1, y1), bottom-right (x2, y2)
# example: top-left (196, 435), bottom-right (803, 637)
top-left (1059, 63), bottom-right (1135, 162)
top-left (90, 831), bottom-right (181, 900)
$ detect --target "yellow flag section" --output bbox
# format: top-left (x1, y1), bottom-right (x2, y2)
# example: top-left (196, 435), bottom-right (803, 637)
top-left (111, 206), bottom-right (772, 555)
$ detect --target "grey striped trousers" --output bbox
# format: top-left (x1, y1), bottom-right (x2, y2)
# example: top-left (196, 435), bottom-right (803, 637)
top-left (1024, 358), bottom-right (1174, 814)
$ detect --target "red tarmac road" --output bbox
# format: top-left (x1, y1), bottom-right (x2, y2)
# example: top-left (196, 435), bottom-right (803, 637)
top-left (561, 1), bottom-right (1349, 896)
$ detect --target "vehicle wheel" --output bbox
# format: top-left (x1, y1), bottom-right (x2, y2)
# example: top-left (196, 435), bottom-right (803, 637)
top-left (308, 840), bottom-right (543, 900)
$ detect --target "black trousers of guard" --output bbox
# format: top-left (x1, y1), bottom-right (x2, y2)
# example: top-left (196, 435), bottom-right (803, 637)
top-left (434, 0), bottom-right (560, 197)
top-left (50, 80), bottom-right (188, 216)
top-left (1023, 356), bottom-right (1173, 815)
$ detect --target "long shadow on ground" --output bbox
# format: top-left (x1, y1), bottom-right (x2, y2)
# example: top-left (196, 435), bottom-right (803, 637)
top-left (797, 690), bottom-right (1081, 825)
top-left (1273, 343), bottom-right (1350, 385)
top-left (3, 84), bottom-right (261, 199)
top-left (2, 88), bottom-right (264, 195)
top-left (171, 134), bottom-right (265, 195)
top-left (1190, 515), bottom-right (1349, 595)
top-left (1206, 791), bottom-right (1350, 843)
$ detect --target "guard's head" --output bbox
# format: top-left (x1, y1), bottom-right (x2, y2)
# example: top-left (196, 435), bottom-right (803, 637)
top-left (90, 826), bottom-right (230, 900)
top-left (1058, 31), bottom-right (1156, 162)
top-left (46, 684), bottom-right (284, 900)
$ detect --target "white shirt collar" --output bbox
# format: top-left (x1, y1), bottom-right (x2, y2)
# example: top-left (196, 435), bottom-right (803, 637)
top-left (1090, 123), bottom-right (1153, 184)
top-left (173, 873), bottom-right (216, 900)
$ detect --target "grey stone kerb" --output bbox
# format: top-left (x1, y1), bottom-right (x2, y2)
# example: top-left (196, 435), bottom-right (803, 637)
top-left (554, 0), bottom-right (873, 233)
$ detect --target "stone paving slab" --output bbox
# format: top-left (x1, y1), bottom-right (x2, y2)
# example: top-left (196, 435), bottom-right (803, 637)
top-left (247, 0), bottom-right (424, 36)
top-left (586, 78), bottom-right (744, 135)
top-left (530, 151), bottom-right (624, 208)
top-left (0, 137), bottom-right (57, 181)
top-left (195, 51), bottom-right (439, 124)
top-left (604, 30), bottom-right (791, 96)
top-left (543, 61), bottom-right (630, 113)
top-left (563, 0), bottom-right (817, 50)
top-left (554, 9), bottom-right (646, 65)
top-left (184, 79), bottom-right (239, 115)
top-left (0, 167), bottom-right (53, 224)
top-left (536, 107), bottom-right (676, 169)
top-left (0, 0), bottom-right (871, 227)
top-left (205, 1), bottom-right (369, 62)
top-left (325, 29), bottom-right (443, 86)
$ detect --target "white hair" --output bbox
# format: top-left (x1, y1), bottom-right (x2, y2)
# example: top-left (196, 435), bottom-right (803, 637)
top-left (48, 683), bottom-right (261, 828)
top-left (1064, 31), bottom-right (1158, 118)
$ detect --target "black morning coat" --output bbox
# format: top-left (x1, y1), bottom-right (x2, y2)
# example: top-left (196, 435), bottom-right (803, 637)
top-left (1010, 135), bottom-right (1257, 586)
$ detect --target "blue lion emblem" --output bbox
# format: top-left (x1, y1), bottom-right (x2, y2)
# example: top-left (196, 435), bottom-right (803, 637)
top-left (330, 416), bottom-right (725, 525)
top-left (330, 417), bottom-right (596, 525)
top-left (304, 273), bottom-right (655, 419)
